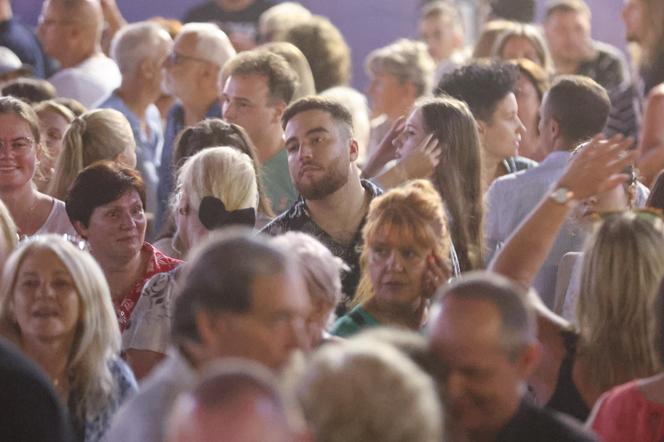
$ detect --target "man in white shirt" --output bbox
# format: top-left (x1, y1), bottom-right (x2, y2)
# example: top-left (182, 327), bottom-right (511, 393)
top-left (37, 0), bottom-right (121, 108)
top-left (485, 75), bottom-right (610, 306)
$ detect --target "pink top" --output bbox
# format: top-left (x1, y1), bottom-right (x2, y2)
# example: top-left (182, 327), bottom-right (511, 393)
top-left (592, 380), bottom-right (664, 442)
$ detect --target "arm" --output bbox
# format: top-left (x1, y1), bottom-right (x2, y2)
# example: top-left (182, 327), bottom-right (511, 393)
top-left (361, 117), bottom-right (404, 179)
top-left (490, 135), bottom-right (636, 288)
top-left (636, 88), bottom-right (664, 185)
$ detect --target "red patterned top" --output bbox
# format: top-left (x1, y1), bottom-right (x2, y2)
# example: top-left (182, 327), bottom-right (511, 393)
top-left (591, 380), bottom-right (664, 442)
top-left (113, 242), bottom-right (181, 333)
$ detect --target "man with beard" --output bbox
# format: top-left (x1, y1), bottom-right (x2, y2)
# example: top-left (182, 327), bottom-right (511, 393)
top-left (262, 97), bottom-right (382, 309)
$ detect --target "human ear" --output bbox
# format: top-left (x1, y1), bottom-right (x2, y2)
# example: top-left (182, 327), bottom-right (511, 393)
top-left (72, 220), bottom-right (89, 240)
top-left (515, 342), bottom-right (542, 378)
top-left (270, 101), bottom-right (287, 125)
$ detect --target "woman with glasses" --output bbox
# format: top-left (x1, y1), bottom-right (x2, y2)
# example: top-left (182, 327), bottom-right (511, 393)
top-left (0, 235), bottom-right (137, 441)
top-left (123, 147), bottom-right (258, 379)
top-left (154, 118), bottom-right (272, 258)
top-left (0, 96), bottom-right (76, 238)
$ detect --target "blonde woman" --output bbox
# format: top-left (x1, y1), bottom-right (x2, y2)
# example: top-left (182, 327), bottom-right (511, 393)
top-left (33, 100), bottom-right (75, 192)
top-left (48, 108), bottom-right (137, 200)
top-left (0, 199), bottom-right (17, 269)
top-left (0, 96), bottom-right (76, 238)
top-left (331, 180), bottom-right (450, 337)
top-left (123, 146), bottom-right (259, 379)
top-left (0, 235), bottom-right (137, 441)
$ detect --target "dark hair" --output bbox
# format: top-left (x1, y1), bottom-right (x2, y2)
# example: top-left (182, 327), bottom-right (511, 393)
top-left (545, 75), bottom-right (610, 145)
top-left (1, 78), bottom-right (56, 104)
top-left (545, 0), bottom-right (591, 19)
top-left (490, 0), bottom-right (536, 22)
top-left (647, 171), bottom-right (664, 211)
top-left (172, 118), bottom-right (273, 218)
top-left (435, 60), bottom-right (519, 122)
top-left (436, 271), bottom-right (536, 357)
top-left (282, 15), bottom-right (351, 93)
top-left (419, 97), bottom-right (484, 271)
top-left (171, 230), bottom-right (290, 343)
top-left (282, 96), bottom-right (353, 132)
top-left (65, 161), bottom-right (146, 227)
top-left (223, 51), bottom-right (297, 104)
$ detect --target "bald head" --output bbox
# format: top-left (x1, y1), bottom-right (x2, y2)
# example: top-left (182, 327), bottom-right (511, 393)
top-left (167, 361), bottom-right (296, 442)
top-left (38, 0), bottom-right (103, 66)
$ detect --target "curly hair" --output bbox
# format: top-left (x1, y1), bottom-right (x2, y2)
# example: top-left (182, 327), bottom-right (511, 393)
top-left (353, 179), bottom-right (451, 305)
top-left (435, 60), bottom-right (519, 122)
top-left (281, 15), bottom-right (351, 92)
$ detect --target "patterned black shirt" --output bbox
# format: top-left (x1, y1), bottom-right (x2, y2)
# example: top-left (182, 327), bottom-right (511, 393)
top-left (262, 180), bottom-right (383, 308)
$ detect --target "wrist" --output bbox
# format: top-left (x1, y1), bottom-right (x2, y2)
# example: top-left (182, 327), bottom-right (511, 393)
top-left (549, 186), bottom-right (577, 208)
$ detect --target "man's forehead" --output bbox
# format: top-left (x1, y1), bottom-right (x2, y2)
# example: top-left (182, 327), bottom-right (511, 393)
top-left (224, 74), bottom-right (270, 97)
top-left (285, 110), bottom-right (337, 135)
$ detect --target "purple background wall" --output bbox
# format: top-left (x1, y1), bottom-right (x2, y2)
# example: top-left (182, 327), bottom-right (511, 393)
top-left (13, 0), bottom-right (627, 93)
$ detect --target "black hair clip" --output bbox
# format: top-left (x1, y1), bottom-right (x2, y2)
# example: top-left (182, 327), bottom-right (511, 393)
top-left (198, 196), bottom-right (256, 230)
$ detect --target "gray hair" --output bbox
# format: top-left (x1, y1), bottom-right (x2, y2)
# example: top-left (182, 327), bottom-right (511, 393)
top-left (321, 86), bottom-right (371, 158)
top-left (296, 340), bottom-right (443, 442)
top-left (111, 21), bottom-right (172, 76)
top-left (179, 22), bottom-right (236, 68)
top-left (272, 232), bottom-right (347, 307)
top-left (365, 38), bottom-right (436, 97)
top-left (258, 2), bottom-right (312, 42)
top-left (435, 271), bottom-right (536, 357)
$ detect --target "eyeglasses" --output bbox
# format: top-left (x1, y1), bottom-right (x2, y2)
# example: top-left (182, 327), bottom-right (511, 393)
top-left (0, 137), bottom-right (35, 156)
top-left (164, 51), bottom-right (211, 66)
top-left (18, 233), bottom-right (87, 251)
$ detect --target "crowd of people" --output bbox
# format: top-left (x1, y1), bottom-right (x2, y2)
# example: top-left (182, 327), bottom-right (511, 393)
top-left (1, 0), bottom-right (663, 440)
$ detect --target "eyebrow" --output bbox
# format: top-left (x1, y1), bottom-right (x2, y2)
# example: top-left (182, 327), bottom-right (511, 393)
top-left (285, 127), bottom-right (331, 146)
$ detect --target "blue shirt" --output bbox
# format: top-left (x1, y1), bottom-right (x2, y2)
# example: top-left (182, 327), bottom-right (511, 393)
top-left (0, 17), bottom-right (55, 79)
top-left (98, 92), bottom-right (164, 234)
top-left (155, 101), bottom-right (222, 233)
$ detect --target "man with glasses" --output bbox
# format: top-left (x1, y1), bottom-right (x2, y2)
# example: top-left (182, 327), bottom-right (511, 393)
top-left (221, 50), bottom-right (298, 214)
top-left (37, 0), bottom-right (120, 108)
top-left (105, 230), bottom-right (310, 442)
top-left (155, 22), bottom-right (235, 233)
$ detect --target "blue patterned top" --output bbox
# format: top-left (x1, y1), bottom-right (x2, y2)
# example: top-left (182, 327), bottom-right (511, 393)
top-left (70, 357), bottom-right (137, 442)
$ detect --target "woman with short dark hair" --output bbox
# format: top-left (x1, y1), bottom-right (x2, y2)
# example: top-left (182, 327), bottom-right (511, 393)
top-left (66, 161), bottom-right (180, 339)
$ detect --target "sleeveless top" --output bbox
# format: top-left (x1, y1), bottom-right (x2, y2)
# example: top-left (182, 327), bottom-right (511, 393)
top-left (545, 331), bottom-right (590, 421)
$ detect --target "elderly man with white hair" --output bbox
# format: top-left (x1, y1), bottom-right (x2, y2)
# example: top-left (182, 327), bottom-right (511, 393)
top-left (155, 22), bottom-right (236, 233)
top-left (98, 22), bottom-right (172, 234)
top-left (37, 0), bottom-right (121, 107)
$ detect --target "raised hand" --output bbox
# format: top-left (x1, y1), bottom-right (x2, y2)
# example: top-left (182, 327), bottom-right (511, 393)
top-left (557, 134), bottom-right (636, 201)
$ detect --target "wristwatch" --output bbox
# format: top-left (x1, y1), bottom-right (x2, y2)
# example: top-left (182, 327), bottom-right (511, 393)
top-left (549, 187), bottom-right (575, 206)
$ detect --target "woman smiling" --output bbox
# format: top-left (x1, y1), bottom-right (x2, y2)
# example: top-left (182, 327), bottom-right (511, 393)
top-left (0, 96), bottom-right (76, 238)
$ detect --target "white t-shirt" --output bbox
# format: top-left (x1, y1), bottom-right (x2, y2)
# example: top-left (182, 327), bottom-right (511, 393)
top-left (36, 198), bottom-right (77, 237)
top-left (49, 53), bottom-right (121, 109)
